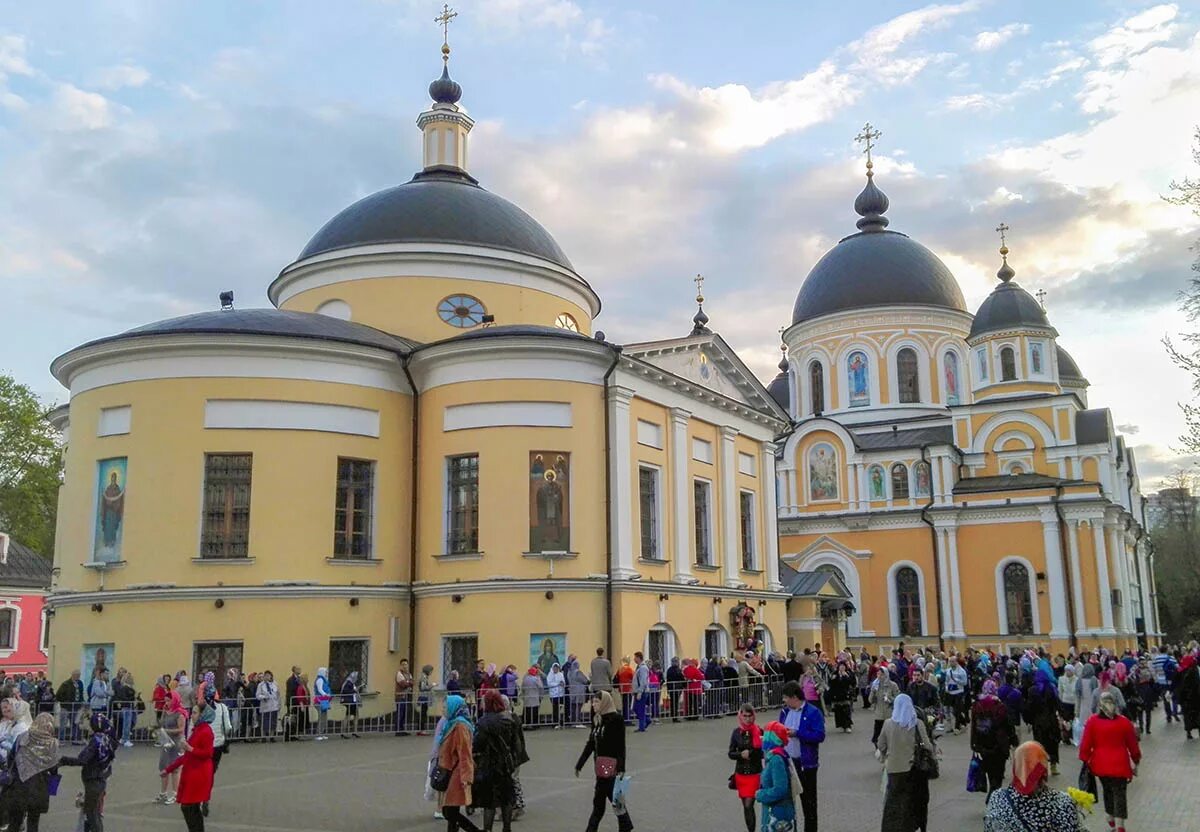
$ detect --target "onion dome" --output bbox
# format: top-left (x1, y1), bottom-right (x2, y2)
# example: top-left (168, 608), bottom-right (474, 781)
top-left (428, 63), bottom-right (462, 105)
top-left (766, 346), bottom-right (790, 410)
top-left (968, 244), bottom-right (1055, 340)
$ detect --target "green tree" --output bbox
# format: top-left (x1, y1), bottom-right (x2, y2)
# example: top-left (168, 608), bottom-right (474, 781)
top-left (1149, 471), bottom-right (1200, 641)
top-left (1164, 127), bottom-right (1200, 451)
top-left (0, 373), bottom-right (61, 555)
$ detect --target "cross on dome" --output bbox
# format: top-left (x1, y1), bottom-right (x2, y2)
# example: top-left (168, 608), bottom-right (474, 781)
top-left (852, 122), bottom-right (889, 231)
top-left (995, 221), bottom-right (1015, 283)
top-left (436, 4), bottom-right (458, 58)
top-left (691, 273), bottom-right (711, 335)
top-left (854, 122), bottom-right (882, 176)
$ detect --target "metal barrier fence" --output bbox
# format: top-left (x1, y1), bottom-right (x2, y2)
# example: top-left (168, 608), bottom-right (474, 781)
top-left (49, 676), bottom-right (785, 744)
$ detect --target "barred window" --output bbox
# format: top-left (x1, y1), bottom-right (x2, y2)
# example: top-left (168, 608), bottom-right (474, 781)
top-left (329, 638), bottom-right (369, 693)
top-left (638, 467), bottom-right (660, 559)
top-left (896, 567), bottom-right (922, 638)
top-left (739, 491), bottom-right (756, 570)
top-left (694, 480), bottom-right (712, 566)
top-left (334, 459), bottom-right (374, 559)
top-left (1004, 562), bottom-right (1034, 635)
top-left (193, 642), bottom-right (243, 686)
top-left (897, 347), bottom-right (920, 403)
top-left (201, 453), bottom-right (252, 559)
top-left (446, 455), bottom-right (479, 554)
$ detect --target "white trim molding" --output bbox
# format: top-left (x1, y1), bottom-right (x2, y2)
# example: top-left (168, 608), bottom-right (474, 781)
top-left (204, 399), bottom-right (382, 437)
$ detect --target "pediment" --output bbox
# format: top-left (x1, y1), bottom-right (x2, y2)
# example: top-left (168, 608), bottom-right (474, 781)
top-left (781, 534), bottom-right (873, 564)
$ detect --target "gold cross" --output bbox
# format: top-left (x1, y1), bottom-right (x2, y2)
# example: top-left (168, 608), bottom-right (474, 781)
top-left (854, 122), bottom-right (882, 169)
top-left (694, 273), bottom-right (705, 302)
top-left (1035, 288), bottom-right (1046, 309)
top-left (995, 222), bottom-right (1010, 248)
top-left (435, 4), bottom-right (458, 47)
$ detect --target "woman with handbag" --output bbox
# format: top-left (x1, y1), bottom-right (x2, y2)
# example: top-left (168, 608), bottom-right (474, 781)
top-left (5, 712), bottom-right (59, 832)
top-left (728, 703), bottom-right (763, 832)
top-left (875, 693), bottom-right (933, 832)
top-left (435, 694), bottom-right (482, 832)
top-left (573, 690), bottom-right (631, 832)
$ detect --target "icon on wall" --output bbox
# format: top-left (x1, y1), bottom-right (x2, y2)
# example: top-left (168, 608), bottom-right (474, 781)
top-left (93, 458), bottom-right (127, 563)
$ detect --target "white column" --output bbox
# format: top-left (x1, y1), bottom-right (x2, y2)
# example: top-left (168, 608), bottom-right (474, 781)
top-left (1065, 520), bottom-right (1087, 635)
top-left (775, 469), bottom-right (788, 513)
top-left (1039, 508), bottom-right (1070, 640)
top-left (1107, 524), bottom-right (1131, 634)
top-left (669, 407), bottom-right (693, 584)
top-left (608, 386), bottom-right (638, 580)
top-left (1092, 520), bottom-right (1115, 635)
top-left (762, 443), bottom-right (783, 592)
top-left (1138, 547), bottom-right (1155, 637)
top-left (846, 458), bottom-right (858, 511)
top-left (930, 455), bottom-right (943, 504)
top-left (787, 470), bottom-right (798, 511)
top-left (940, 457), bottom-right (954, 504)
top-left (934, 527), bottom-right (953, 640)
top-left (720, 426), bottom-right (742, 588)
top-left (946, 526), bottom-right (966, 637)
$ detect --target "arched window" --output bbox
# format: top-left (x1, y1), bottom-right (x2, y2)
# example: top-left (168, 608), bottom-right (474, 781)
top-left (1000, 347), bottom-right (1017, 381)
top-left (895, 567), bottom-right (922, 637)
top-left (1003, 562), bottom-right (1034, 635)
top-left (890, 463), bottom-right (909, 499)
top-left (897, 347), bottom-right (920, 403)
top-left (943, 351), bottom-right (961, 405)
top-left (809, 361), bottom-right (825, 414)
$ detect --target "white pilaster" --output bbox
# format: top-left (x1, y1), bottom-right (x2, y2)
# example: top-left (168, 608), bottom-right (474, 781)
top-left (762, 443), bottom-right (783, 591)
top-left (1092, 521), bottom-right (1115, 635)
top-left (1065, 520), bottom-right (1087, 634)
top-left (787, 469), bottom-right (798, 512)
top-left (669, 407), bottom-right (694, 584)
top-left (946, 526), bottom-right (966, 637)
top-left (934, 527), bottom-right (953, 640)
top-left (1106, 524), bottom-right (1131, 634)
top-left (608, 386), bottom-right (638, 580)
top-left (720, 426), bottom-right (742, 588)
top-left (1039, 508), bottom-right (1070, 639)
top-left (1138, 547), bottom-right (1155, 637)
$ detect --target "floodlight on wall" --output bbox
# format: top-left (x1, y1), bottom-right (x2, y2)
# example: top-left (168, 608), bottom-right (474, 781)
top-left (214, 599), bottom-right (224, 609)
top-left (452, 594), bottom-right (464, 604)
top-left (349, 597), bottom-right (360, 607)
top-left (545, 591), bottom-right (554, 600)
top-left (658, 594), bottom-right (669, 602)
top-left (90, 603), bottom-right (103, 613)
top-left (713, 597), bottom-right (722, 605)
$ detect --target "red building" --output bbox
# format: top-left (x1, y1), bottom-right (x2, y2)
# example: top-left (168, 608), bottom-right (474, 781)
top-left (0, 533), bottom-right (51, 675)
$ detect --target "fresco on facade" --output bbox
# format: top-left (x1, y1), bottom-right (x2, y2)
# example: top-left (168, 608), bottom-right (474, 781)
top-left (93, 457), bottom-right (127, 563)
top-left (1031, 342), bottom-right (1044, 375)
top-left (82, 643), bottom-right (115, 683)
top-left (869, 465), bottom-right (886, 500)
top-left (944, 352), bottom-right (960, 405)
top-left (847, 351), bottom-right (870, 407)
top-left (977, 348), bottom-right (989, 381)
top-left (914, 461), bottom-right (931, 497)
top-left (529, 452), bottom-right (570, 552)
top-left (808, 443), bottom-right (839, 501)
top-left (530, 633), bottom-right (566, 675)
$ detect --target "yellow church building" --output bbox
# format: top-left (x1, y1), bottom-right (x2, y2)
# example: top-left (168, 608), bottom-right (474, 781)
top-left (769, 141), bottom-right (1160, 658)
top-left (44, 48), bottom-right (793, 703)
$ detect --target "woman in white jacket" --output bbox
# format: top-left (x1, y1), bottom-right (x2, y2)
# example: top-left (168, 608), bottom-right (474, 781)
top-left (256, 670), bottom-right (281, 742)
top-left (313, 668), bottom-right (333, 741)
top-left (1058, 665), bottom-right (1077, 744)
top-left (547, 663), bottom-right (566, 728)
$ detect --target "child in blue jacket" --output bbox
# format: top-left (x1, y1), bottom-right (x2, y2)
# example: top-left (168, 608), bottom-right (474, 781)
top-left (755, 722), bottom-right (795, 832)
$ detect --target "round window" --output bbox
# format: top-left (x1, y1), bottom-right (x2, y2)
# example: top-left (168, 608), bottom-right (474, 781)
top-left (438, 295), bottom-right (486, 328)
top-left (554, 313), bottom-right (579, 332)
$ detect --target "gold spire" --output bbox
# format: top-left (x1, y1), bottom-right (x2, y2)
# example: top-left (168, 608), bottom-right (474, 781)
top-left (854, 122), bottom-right (882, 177)
top-left (435, 3), bottom-right (458, 61)
top-left (995, 221), bottom-right (1010, 255)
top-left (694, 272), bottom-right (705, 305)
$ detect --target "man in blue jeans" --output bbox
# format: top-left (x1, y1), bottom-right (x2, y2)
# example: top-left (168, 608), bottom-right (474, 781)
top-left (780, 679), bottom-right (825, 832)
top-left (632, 652), bottom-right (651, 732)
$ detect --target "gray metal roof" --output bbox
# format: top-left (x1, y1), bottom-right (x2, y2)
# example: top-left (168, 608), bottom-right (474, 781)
top-left (0, 539), bottom-right (51, 590)
top-left (79, 309), bottom-right (418, 355)
top-left (297, 169), bottom-right (575, 270)
top-left (851, 425), bottom-right (955, 451)
top-left (792, 230), bottom-right (967, 325)
top-left (968, 280), bottom-right (1055, 339)
top-left (766, 371), bottom-right (790, 411)
top-left (953, 473), bottom-right (1081, 493)
top-left (438, 323), bottom-right (598, 345)
top-left (779, 563), bottom-right (851, 598)
top-left (1057, 344), bottom-right (1086, 382)
top-left (1076, 409), bottom-right (1111, 445)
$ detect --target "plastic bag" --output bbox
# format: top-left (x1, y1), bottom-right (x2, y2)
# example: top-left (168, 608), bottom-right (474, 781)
top-left (1071, 717), bottom-right (1083, 747)
top-left (966, 755), bottom-right (987, 793)
top-left (611, 773), bottom-right (631, 815)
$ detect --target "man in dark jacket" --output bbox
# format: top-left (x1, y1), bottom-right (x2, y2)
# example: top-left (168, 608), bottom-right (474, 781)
top-left (285, 666), bottom-right (303, 742)
top-left (665, 658), bottom-right (685, 722)
top-left (782, 652), bottom-right (804, 685)
top-left (55, 670), bottom-right (85, 743)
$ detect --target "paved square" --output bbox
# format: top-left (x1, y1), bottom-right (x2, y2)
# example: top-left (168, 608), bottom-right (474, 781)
top-left (45, 708), bottom-right (1195, 831)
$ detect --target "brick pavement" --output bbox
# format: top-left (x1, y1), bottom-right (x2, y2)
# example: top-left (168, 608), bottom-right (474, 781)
top-left (44, 705), bottom-right (1196, 831)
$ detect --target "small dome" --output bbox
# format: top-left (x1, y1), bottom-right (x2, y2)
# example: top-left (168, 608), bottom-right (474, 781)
top-left (767, 371), bottom-right (790, 410)
top-left (297, 169), bottom-right (575, 270)
top-left (429, 64), bottom-right (462, 105)
top-left (968, 280), bottom-right (1054, 340)
top-left (792, 230), bottom-right (967, 325)
top-left (1057, 343), bottom-right (1086, 384)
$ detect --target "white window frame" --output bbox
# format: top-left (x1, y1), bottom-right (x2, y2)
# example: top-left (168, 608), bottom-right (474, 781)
top-left (1027, 339), bottom-right (1049, 378)
top-left (693, 477), bottom-right (714, 567)
top-left (886, 560), bottom-right (930, 638)
top-left (637, 463), bottom-right (665, 561)
top-left (995, 342), bottom-right (1020, 382)
top-left (0, 602), bottom-right (20, 658)
top-left (738, 488), bottom-right (757, 571)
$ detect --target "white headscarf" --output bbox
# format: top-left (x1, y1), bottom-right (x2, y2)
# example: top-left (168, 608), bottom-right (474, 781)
top-left (891, 693), bottom-right (918, 730)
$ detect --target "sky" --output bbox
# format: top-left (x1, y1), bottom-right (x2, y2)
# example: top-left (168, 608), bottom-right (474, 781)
top-left (1, 1), bottom-right (1198, 490)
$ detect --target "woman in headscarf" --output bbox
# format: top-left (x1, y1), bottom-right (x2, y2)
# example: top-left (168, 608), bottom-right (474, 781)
top-left (0, 698), bottom-right (31, 744)
top-left (827, 661), bottom-right (857, 734)
top-left (1057, 665), bottom-right (1077, 744)
top-left (546, 662), bottom-right (566, 729)
top-left (1023, 667), bottom-right (1061, 774)
top-left (1177, 653), bottom-right (1200, 739)
top-left (520, 667), bottom-right (545, 729)
top-left (876, 693), bottom-right (933, 832)
top-left (982, 741), bottom-right (1082, 831)
top-left (256, 670), bottom-right (281, 742)
top-left (480, 664), bottom-right (499, 692)
top-left (1075, 663), bottom-right (1099, 722)
top-left (574, 690), bottom-right (632, 832)
top-left (59, 712), bottom-right (116, 832)
top-left (1095, 670), bottom-right (1126, 715)
top-left (339, 671), bottom-right (361, 739)
top-left (437, 694), bottom-right (481, 832)
top-left (472, 690), bottom-right (524, 832)
top-left (567, 660), bottom-right (590, 726)
top-left (6, 712), bottom-right (59, 832)
top-left (1079, 691), bottom-right (1141, 832)
top-left (869, 665), bottom-right (900, 747)
top-left (755, 721), bottom-right (796, 832)
top-left (156, 690), bottom-right (188, 804)
top-left (313, 667), bottom-right (332, 741)
top-left (683, 659), bottom-right (705, 721)
top-left (163, 702), bottom-right (215, 832)
top-left (727, 702), bottom-right (763, 832)
top-left (971, 679), bottom-right (1017, 800)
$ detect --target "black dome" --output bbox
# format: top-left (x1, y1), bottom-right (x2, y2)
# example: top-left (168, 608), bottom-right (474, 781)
top-left (767, 371), bottom-right (790, 410)
top-left (968, 280), bottom-right (1054, 340)
top-left (792, 230), bottom-right (967, 325)
top-left (1056, 344), bottom-right (1086, 383)
top-left (298, 169), bottom-right (574, 270)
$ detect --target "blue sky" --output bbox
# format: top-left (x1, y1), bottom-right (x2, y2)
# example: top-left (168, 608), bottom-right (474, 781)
top-left (1, 1), bottom-right (1198, 487)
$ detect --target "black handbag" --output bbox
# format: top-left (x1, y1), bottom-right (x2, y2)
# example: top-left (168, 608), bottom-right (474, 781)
top-left (1077, 762), bottom-right (1097, 797)
top-left (912, 726), bottom-right (939, 780)
top-left (430, 764), bottom-right (453, 793)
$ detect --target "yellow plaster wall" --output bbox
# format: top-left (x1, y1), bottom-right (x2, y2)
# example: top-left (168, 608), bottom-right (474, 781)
top-left (630, 398), bottom-right (671, 582)
top-left (56, 377), bottom-right (412, 592)
top-left (1074, 523), bottom-right (1101, 630)
top-left (282, 276), bottom-right (592, 343)
top-left (956, 522), bottom-right (1051, 637)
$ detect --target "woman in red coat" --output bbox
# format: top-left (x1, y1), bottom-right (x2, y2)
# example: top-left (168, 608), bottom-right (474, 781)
top-left (163, 703), bottom-right (215, 831)
top-left (1079, 690), bottom-right (1141, 832)
top-left (683, 659), bottom-right (705, 721)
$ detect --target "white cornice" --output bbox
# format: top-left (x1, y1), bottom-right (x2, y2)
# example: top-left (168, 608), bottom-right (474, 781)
top-left (412, 577), bottom-right (789, 601)
top-left (270, 242), bottom-right (602, 318)
top-left (784, 305), bottom-right (974, 343)
top-left (408, 335), bottom-right (615, 391)
top-left (48, 583), bottom-right (410, 608)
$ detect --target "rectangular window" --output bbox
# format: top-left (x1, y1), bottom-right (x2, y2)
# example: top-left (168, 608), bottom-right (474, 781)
top-left (446, 455), bottom-right (480, 554)
top-left (193, 641), bottom-right (244, 685)
top-left (200, 453), bottom-right (252, 559)
top-left (529, 451), bottom-right (570, 552)
top-left (40, 610), bottom-right (49, 652)
top-left (333, 458), bottom-right (374, 559)
top-left (739, 490), bottom-right (756, 570)
top-left (329, 638), bottom-right (369, 693)
top-left (636, 420), bottom-right (663, 449)
top-left (442, 635), bottom-right (479, 689)
top-left (0, 609), bottom-right (13, 650)
top-left (638, 466), bottom-right (660, 559)
top-left (737, 451), bottom-right (756, 476)
top-left (694, 479), bottom-right (712, 566)
top-left (692, 438), bottom-right (713, 464)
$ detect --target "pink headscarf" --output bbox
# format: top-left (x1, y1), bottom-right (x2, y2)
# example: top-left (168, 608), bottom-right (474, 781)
top-left (167, 690), bottom-right (188, 718)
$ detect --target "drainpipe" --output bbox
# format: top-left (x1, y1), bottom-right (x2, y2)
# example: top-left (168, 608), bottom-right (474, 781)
top-left (601, 340), bottom-right (623, 659)
top-left (918, 444), bottom-right (945, 652)
top-left (1053, 484), bottom-right (1079, 651)
top-left (401, 355), bottom-right (420, 667)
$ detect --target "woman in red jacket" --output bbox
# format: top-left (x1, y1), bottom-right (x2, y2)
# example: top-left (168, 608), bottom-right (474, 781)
top-left (683, 659), bottom-right (705, 721)
top-left (163, 703), bottom-right (215, 832)
top-left (1079, 690), bottom-right (1141, 832)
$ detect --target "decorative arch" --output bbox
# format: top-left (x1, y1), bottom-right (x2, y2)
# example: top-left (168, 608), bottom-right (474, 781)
top-left (702, 624), bottom-right (730, 660)
top-left (994, 557), bottom-right (1041, 636)
top-left (991, 430), bottom-right (1036, 452)
top-left (315, 298), bottom-right (352, 321)
top-left (645, 622), bottom-right (679, 669)
top-left (886, 560), bottom-right (930, 637)
top-left (753, 624), bottom-right (775, 655)
top-left (971, 412), bottom-right (1056, 455)
top-left (884, 339), bottom-right (933, 404)
top-left (796, 550), bottom-right (866, 637)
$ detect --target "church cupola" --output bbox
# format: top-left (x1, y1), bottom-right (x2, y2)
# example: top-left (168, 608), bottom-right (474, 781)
top-left (417, 5), bottom-right (474, 173)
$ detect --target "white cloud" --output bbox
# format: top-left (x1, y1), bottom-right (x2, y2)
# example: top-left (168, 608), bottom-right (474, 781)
top-left (51, 84), bottom-right (118, 130)
top-left (92, 63), bottom-right (151, 90)
top-left (853, 1), bottom-right (978, 57)
top-left (973, 22), bottom-right (1031, 51)
top-left (0, 34), bottom-right (31, 77)
top-left (479, 0), bottom-right (583, 29)
top-left (1088, 3), bottom-right (1178, 66)
top-left (943, 92), bottom-right (997, 111)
